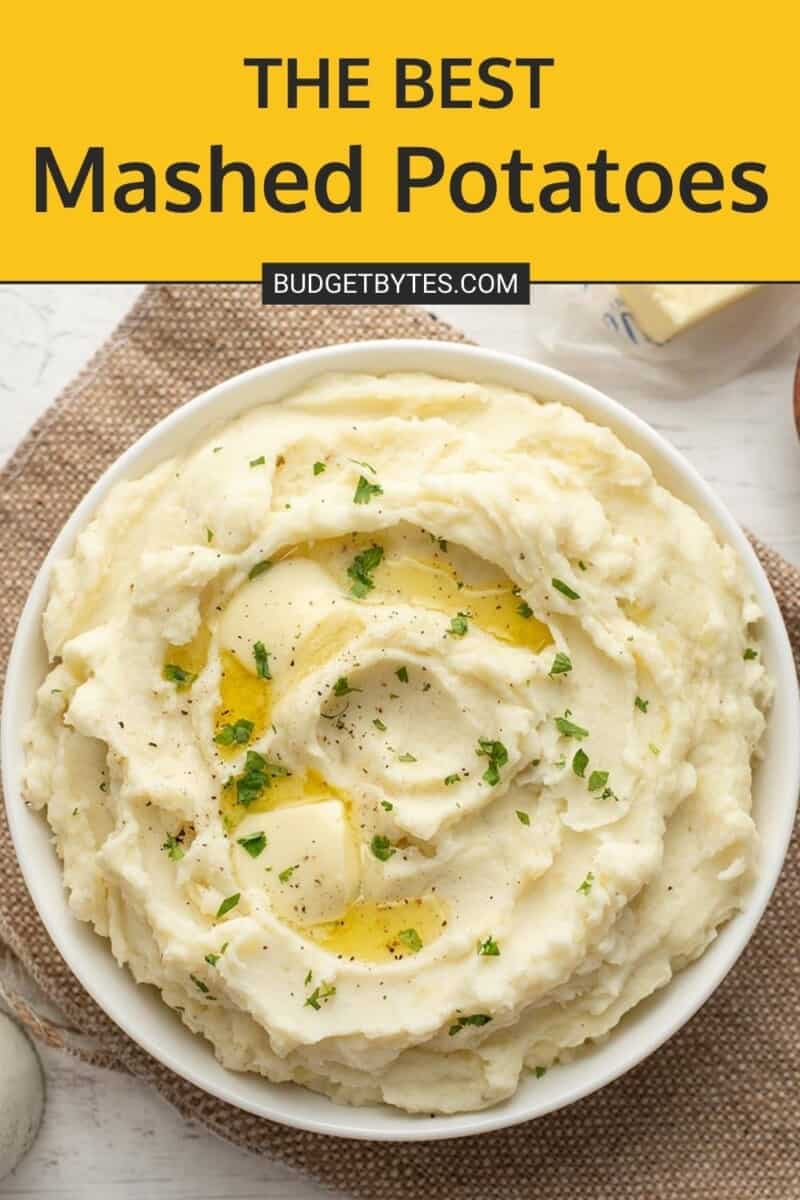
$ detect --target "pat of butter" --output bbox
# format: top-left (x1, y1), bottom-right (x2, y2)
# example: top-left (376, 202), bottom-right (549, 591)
top-left (234, 800), bottom-right (359, 926)
top-left (220, 558), bottom-right (343, 676)
top-left (617, 284), bottom-right (760, 343)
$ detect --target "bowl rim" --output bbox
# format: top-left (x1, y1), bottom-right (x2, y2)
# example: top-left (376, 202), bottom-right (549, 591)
top-left (3, 338), bottom-right (799, 1142)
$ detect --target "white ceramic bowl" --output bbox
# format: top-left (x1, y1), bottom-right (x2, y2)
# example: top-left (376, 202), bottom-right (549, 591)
top-left (3, 341), bottom-right (799, 1141)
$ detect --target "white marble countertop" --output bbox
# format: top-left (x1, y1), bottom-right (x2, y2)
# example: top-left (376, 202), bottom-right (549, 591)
top-left (1, 284), bottom-right (798, 1199)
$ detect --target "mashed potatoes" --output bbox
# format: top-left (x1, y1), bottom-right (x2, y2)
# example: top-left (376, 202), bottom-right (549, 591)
top-left (24, 372), bottom-right (771, 1113)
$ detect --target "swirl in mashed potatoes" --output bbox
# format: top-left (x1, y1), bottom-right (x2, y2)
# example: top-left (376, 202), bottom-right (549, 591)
top-left (24, 372), bottom-right (771, 1113)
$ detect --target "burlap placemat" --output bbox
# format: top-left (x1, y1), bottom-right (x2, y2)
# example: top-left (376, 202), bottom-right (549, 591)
top-left (1, 284), bottom-right (798, 1199)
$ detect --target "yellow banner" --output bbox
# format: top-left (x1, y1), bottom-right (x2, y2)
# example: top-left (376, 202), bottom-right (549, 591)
top-left (2, 1), bottom-right (797, 281)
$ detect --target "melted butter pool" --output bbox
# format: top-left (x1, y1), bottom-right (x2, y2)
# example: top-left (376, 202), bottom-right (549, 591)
top-left (221, 767), bottom-right (349, 831)
top-left (373, 556), bottom-right (552, 652)
top-left (283, 534), bottom-right (552, 653)
top-left (215, 650), bottom-right (271, 756)
top-left (308, 896), bottom-right (448, 962)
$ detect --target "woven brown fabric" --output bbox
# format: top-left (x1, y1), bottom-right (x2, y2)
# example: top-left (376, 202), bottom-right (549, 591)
top-left (1, 284), bottom-right (798, 1198)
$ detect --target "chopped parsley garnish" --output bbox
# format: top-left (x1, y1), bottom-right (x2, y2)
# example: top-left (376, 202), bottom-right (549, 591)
top-left (577, 872), bottom-right (594, 896)
top-left (347, 544), bottom-right (384, 597)
top-left (399, 928), bottom-right (423, 953)
top-left (205, 953), bottom-right (220, 967)
top-left (162, 833), bottom-right (185, 861)
top-left (588, 770), bottom-right (609, 792)
top-left (206, 528), bottom-right (214, 543)
top-left (476, 738), bottom-right (508, 786)
top-left (313, 461), bottom-right (326, 475)
top-left (248, 559), bottom-right (272, 580)
top-left (235, 754), bottom-right (268, 807)
top-left (395, 666), bottom-right (409, 683)
top-left (353, 474), bottom-right (383, 505)
top-left (333, 676), bottom-right (362, 697)
top-left (578, 561), bottom-right (587, 571)
top-left (516, 810), bottom-right (530, 825)
top-left (549, 651), bottom-right (572, 677)
top-left (190, 974), bottom-right (210, 994)
top-left (233, 750), bottom-right (290, 807)
top-left (373, 718), bottom-right (387, 732)
top-left (635, 696), bottom-right (649, 712)
top-left (305, 981), bottom-right (336, 1010)
top-left (163, 663), bottom-right (196, 689)
top-left (649, 743), bottom-right (661, 756)
top-left (448, 611), bottom-right (470, 637)
top-left (445, 773), bottom-right (461, 786)
top-left (534, 1066), bottom-right (547, 1079)
top-left (478, 936), bottom-right (500, 957)
top-left (216, 893), bottom-right (240, 919)
top-left (250, 455), bottom-right (266, 467)
top-left (304, 969), bottom-right (313, 985)
top-left (214, 718), bottom-right (255, 747)
top-left (517, 600), bottom-right (534, 619)
top-left (253, 641), bottom-right (271, 679)
top-left (278, 864), bottom-right (298, 883)
top-left (381, 799), bottom-right (393, 811)
top-left (555, 712), bottom-right (588, 739)
top-left (744, 648), bottom-right (758, 660)
top-left (572, 748), bottom-right (589, 777)
top-left (449, 1014), bottom-right (492, 1036)
top-left (370, 834), bottom-right (395, 862)
top-left (237, 831), bottom-right (267, 858)
top-left (398, 752), bottom-right (417, 763)
top-left (552, 578), bottom-right (580, 601)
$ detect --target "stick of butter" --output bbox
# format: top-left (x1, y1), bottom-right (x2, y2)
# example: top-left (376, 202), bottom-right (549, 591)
top-left (617, 284), bottom-right (760, 343)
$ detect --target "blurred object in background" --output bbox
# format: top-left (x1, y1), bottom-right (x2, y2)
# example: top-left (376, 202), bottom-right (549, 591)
top-left (529, 283), bottom-right (800, 400)
top-left (0, 1011), bottom-right (44, 1180)
top-left (617, 284), bottom-right (760, 344)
